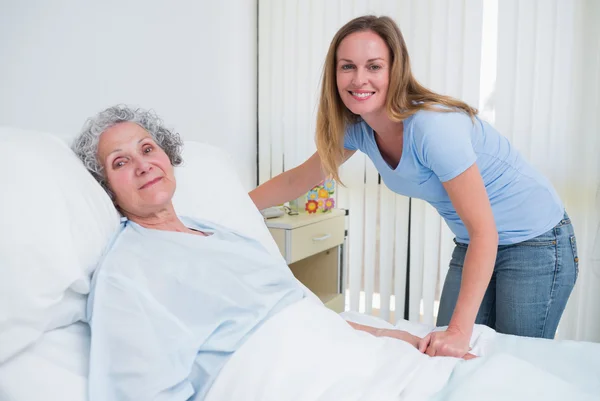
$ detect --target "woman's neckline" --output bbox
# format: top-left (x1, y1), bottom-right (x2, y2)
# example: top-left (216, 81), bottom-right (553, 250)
top-left (363, 115), bottom-right (413, 172)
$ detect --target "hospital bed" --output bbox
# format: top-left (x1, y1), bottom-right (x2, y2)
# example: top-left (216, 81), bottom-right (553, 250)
top-left (0, 127), bottom-right (599, 401)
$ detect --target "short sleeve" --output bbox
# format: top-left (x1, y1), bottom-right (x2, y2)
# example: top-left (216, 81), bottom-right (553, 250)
top-left (343, 123), bottom-right (361, 151)
top-left (412, 111), bottom-right (477, 182)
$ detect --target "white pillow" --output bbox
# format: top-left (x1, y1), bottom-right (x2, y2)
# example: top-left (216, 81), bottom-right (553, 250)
top-left (0, 127), bottom-right (120, 363)
top-left (173, 141), bottom-right (281, 258)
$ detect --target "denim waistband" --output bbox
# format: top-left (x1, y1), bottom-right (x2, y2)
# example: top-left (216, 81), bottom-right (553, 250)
top-left (555, 211), bottom-right (571, 227)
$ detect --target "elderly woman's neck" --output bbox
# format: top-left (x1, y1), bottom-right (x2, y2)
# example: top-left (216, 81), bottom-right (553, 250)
top-left (124, 205), bottom-right (189, 233)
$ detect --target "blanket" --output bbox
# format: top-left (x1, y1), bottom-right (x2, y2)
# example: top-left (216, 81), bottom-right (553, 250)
top-left (205, 299), bottom-right (600, 401)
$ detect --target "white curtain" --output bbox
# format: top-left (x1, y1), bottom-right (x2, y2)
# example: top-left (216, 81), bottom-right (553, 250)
top-left (257, 0), bottom-right (600, 341)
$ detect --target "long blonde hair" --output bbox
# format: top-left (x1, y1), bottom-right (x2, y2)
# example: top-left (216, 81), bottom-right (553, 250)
top-left (316, 15), bottom-right (477, 183)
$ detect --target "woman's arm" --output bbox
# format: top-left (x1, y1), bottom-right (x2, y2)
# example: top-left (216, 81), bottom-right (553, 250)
top-left (348, 321), bottom-right (477, 360)
top-left (249, 150), bottom-right (356, 211)
top-left (419, 163), bottom-right (497, 357)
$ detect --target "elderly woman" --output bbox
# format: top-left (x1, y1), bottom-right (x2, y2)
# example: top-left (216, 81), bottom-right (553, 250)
top-left (72, 105), bottom-right (446, 401)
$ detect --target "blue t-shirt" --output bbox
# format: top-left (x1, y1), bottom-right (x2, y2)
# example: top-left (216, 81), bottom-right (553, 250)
top-left (87, 217), bottom-right (305, 401)
top-left (343, 110), bottom-right (564, 244)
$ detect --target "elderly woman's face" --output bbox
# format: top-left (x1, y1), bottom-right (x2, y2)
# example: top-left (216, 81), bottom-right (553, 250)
top-left (97, 122), bottom-right (176, 217)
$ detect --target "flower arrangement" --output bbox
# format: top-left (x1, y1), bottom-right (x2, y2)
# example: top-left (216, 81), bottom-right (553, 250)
top-left (305, 179), bottom-right (335, 214)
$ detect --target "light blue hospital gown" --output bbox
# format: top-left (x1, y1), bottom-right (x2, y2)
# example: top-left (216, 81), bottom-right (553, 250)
top-left (86, 217), bottom-right (305, 401)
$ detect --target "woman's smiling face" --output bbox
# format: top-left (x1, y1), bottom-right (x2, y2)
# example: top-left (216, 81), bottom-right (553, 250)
top-left (97, 122), bottom-right (176, 218)
top-left (336, 30), bottom-right (390, 118)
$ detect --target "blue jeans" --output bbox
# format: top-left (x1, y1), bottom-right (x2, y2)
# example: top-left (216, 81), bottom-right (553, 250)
top-left (436, 213), bottom-right (579, 338)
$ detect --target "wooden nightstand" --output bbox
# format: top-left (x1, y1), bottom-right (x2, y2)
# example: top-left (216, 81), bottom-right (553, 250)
top-left (265, 209), bottom-right (346, 313)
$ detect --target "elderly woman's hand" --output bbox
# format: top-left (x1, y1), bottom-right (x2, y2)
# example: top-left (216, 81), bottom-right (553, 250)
top-left (347, 321), bottom-right (420, 348)
top-left (374, 328), bottom-right (421, 349)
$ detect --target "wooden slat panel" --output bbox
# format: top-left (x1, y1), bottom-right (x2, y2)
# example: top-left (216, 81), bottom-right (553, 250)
top-left (282, 0), bottom-right (298, 170)
top-left (295, 0), bottom-right (311, 164)
top-left (429, 0), bottom-right (450, 94)
top-left (438, 222), bottom-right (455, 312)
top-left (346, 154), bottom-right (366, 312)
top-left (549, 0), bottom-right (575, 182)
top-left (512, 0), bottom-right (537, 160)
top-left (410, 0), bottom-right (432, 85)
top-left (396, 0), bottom-right (414, 51)
top-left (479, 0), bottom-right (498, 121)
top-left (409, 199), bottom-right (425, 321)
top-left (528, 1), bottom-right (554, 171)
top-left (269, 0), bottom-right (284, 176)
top-left (306, 0), bottom-right (325, 159)
top-left (496, 0), bottom-right (519, 144)
top-left (461, 0), bottom-right (484, 106)
top-left (421, 204), bottom-right (441, 325)
top-left (257, 0), bottom-right (272, 185)
top-left (378, 184), bottom-right (395, 321)
top-left (363, 161), bottom-right (378, 314)
top-left (394, 195), bottom-right (410, 322)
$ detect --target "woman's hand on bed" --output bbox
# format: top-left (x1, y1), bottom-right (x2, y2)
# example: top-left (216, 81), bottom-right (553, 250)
top-left (418, 327), bottom-right (471, 358)
top-left (347, 321), bottom-right (477, 359)
top-left (369, 328), bottom-right (477, 359)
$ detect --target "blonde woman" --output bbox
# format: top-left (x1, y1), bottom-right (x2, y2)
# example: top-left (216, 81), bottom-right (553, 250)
top-left (250, 15), bottom-right (578, 358)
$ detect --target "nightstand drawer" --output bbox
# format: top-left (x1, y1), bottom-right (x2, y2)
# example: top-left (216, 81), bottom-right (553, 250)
top-left (288, 215), bottom-right (344, 263)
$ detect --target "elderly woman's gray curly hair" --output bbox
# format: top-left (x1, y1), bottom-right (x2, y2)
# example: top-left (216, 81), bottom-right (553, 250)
top-left (71, 104), bottom-right (183, 198)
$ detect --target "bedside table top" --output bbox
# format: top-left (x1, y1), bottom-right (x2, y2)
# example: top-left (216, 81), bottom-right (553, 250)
top-left (265, 208), bottom-right (345, 230)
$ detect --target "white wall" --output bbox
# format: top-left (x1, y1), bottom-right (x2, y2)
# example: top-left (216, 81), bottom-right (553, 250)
top-left (0, 0), bottom-right (257, 189)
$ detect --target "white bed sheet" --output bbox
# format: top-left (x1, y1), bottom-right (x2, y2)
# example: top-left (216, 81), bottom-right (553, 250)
top-left (0, 323), bottom-right (89, 401)
top-left (206, 298), bottom-right (460, 401)
top-left (206, 300), bottom-right (600, 401)
top-left (3, 304), bottom-right (599, 401)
